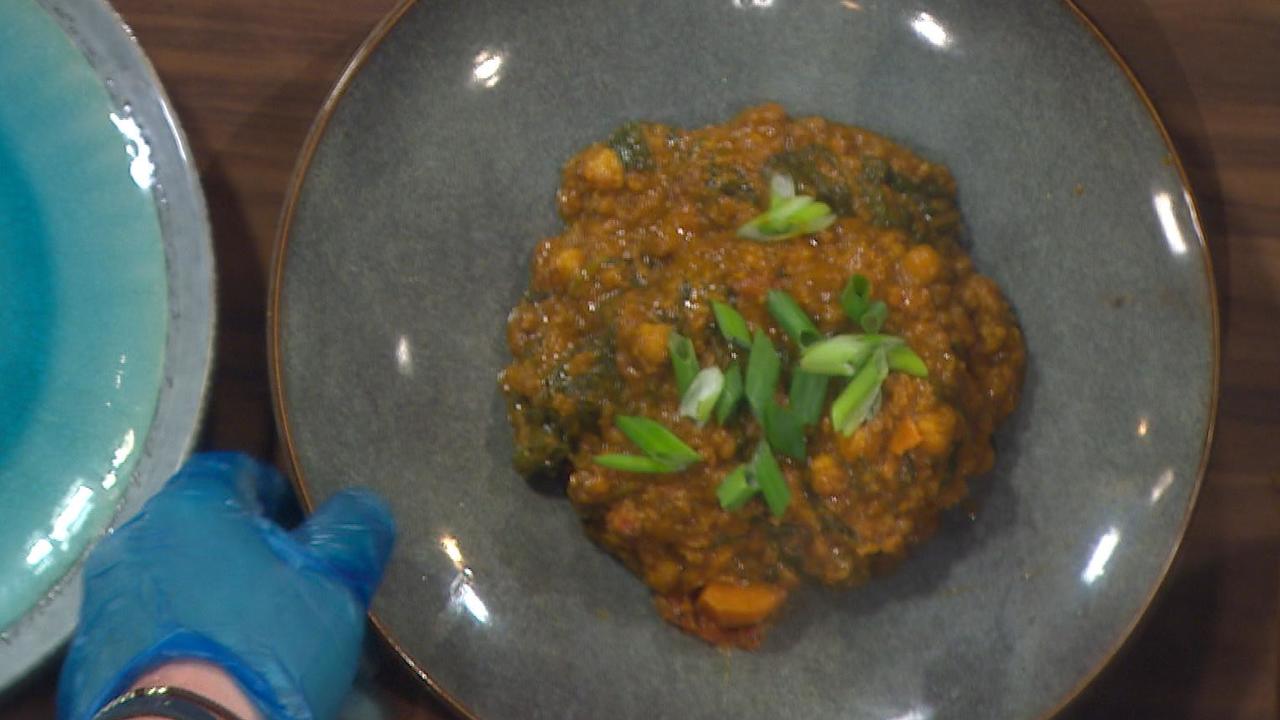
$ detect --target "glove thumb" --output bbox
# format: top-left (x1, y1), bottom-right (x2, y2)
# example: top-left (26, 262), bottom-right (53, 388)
top-left (291, 489), bottom-right (396, 606)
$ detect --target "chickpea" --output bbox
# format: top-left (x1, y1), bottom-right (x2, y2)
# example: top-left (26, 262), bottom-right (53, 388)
top-left (901, 244), bottom-right (942, 285)
top-left (808, 454), bottom-right (847, 496)
top-left (631, 322), bottom-right (673, 369)
top-left (978, 319), bottom-right (1009, 354)
top-left (579, 146), bottom-right (624, 189)
top-left (551, 247), bottom-right (585, 286)
top-left (646, 559), bottom-right (682, 593)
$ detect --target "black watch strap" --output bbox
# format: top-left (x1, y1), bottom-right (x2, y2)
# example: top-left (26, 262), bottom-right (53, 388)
top-left (92, 686), bottom-right (250, 720)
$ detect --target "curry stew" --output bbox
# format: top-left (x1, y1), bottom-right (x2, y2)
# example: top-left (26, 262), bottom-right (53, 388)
top-left (500, 104), bottom-right (1025, 648)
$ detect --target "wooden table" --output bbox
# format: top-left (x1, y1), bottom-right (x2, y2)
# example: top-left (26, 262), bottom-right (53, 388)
top-left (5, 1), bottom-right (1277, 717)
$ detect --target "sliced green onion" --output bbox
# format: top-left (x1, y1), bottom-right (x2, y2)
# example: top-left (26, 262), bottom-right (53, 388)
top-left (887, 344), bottom-right (928, 378)
top-left (751, 442), bottom-right (790, 518)
top-left (801, 334), bottom-right (923, 378)
top-left (744, 329), bottom-right (781, 419)
top-left (763, 401), bottom-right (807, 461)
top-left (715, 361), bottom-right (744, 425)
top-left (860, 300), bottom-right (889, 334)
top-left (668, 331), bottom-right (698, 395)
top-left (765, 289), bottom-right (821, 349)
top-left (769, 174), bottom-right (796, 207)
top-left (799, 334), bottom-right (874, 376)
top-left (788, 370), bottom-right (829, 426)
top-left (798, 334), bottom-right (899, 376)
top-left (765, 195), bottom-right (815, 223)
top-left (615, 415), bottom-right (701, 469)
top-left (738, 201), bottom-right (837, 242)
top-left (711, 301), bottom-right (751, 348)
top-left (788, 201), bottom-right (834, 227)
top-left (593, 454), bottom-right (675, 473)
top-left (716, 465), bottom-right (756, 510)
top-left (830, 349), bottom-right (890, 436)
top-left (840, 274), bottom-right (872, 323)
top-left (737, 176), bottom-right (837, 242)
top-left (679, 367), bottom-right (725, 426)
top-left (840, 273), bottom-right (889, 333)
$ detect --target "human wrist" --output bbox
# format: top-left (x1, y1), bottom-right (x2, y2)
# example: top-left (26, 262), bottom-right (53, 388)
top-left (59, 455), bottom-right (394, 720)
top-left (114, 660), bottom-right (262, 720)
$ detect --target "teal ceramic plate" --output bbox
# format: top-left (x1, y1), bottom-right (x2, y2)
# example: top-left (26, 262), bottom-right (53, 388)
top-left (0, 0), bottom-right (213, 691)
top-left (274, 0), bottom-right (1217, 718)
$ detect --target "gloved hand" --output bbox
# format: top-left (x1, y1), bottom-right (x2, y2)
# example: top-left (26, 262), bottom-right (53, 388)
top-left (57, 452), bottom-right (396, 720)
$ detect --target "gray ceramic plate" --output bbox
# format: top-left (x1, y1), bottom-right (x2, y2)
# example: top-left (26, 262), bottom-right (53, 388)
top-left (272, 1), bottom-right (1217, 718)
top-left (0, 0), bottom-right (213, 693)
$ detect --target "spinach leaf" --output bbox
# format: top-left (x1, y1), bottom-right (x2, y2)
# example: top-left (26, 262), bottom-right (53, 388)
top-left (608, 122), bottom-right (654, 172)
top-left (765, 145), bottom-right (854, 215)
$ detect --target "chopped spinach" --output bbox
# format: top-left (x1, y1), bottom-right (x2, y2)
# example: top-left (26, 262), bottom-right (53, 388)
top-left (855, 155), bottom-right (912, 230)
top-left (511, 335), bottom-right (621, 477)
top-left (706, 163), bottom-right (757, 200)
top-left (887, 171), bottom-right (949, 199)
top-left (896, 454), bottom-right (917, 485)
top-left (608, 122), bottom-right (654, 172)
top-left (857, 155), bottom-right (956, 235)
top-left (511, 404), bottom-right (572, 477)
top-left (861, 156), bottom-right (890, 184)
top-left (545, 336), bottom-right (621, 401)
top-left (765, 145), bottom-right (854, 215)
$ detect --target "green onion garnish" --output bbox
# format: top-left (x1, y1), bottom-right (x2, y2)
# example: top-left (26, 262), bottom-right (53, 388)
top-left (840, 274), bottom-right (872, 323)
top-left (615, 415), bottom-right (701, 469)
top-left (788, 370), bottom-right (829, 426)
top-left (798, 334), bottom-right (897, 376)
top-left (716, 465), bottom-right (756, 510)
top-left (765, 289), bottom-right (821, 349)
top-left (715, 361), bottom-right (744, 425)
top-left (668, 331), bottom-right (698, 395)
top-left (763, 401), bottom-right (807, 460)
top-left (790, 200), bottom-right (835, 226)
top-left (737, 175), bottom-right (837, 242)
top-left (751, 442), bottom-right (790, 517)
top-left (767, 196), bottom-right (816, 224)
top-left (769, 173), bottom-right (796, 207)
top-left (699, 274), bottom-right (929, 513)
top-left (841, 273), bottom-right (888, 333)
top-left (744, 329), bottom-right (781, 419)
top-left (830, 349), bottom-right (890, 436)
top-left (711, 301), bottom-right (752, 348)
top-left (860, 300), bottom-right (889, 333)
top-left (679, 367), bottom-right (725, 426)
top-left (887, 344), bottom-right (928, 377)
top-left (593, 454), bottom-right (676, 473)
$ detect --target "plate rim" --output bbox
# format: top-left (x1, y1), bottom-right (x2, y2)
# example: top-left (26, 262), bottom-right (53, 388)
top-left (267, 1), bottom-right (1221, 717)
top-left (0, 0), bottom-right (215, 693)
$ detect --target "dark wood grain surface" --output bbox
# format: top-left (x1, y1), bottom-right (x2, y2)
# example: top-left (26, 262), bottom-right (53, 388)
top-left (5, 1), bottom-right (1277, 717)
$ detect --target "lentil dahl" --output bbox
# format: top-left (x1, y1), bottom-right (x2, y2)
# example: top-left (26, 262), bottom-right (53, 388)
top-left (500, 104), bottom-right (1025, 648)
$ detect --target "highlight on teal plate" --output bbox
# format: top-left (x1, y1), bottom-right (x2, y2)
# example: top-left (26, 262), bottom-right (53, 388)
top-left (0, 0), bottom-right (168, 631)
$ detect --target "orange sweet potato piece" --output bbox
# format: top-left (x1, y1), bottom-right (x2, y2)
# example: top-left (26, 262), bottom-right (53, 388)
top-left (888, 417), bottom-right (923, 455)
top-left (697, 582), bottom-right (787, 628)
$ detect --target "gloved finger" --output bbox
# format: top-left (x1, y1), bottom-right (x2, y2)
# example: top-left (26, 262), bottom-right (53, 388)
top-left (290, 489), bottom-right (396, 606)
top-left (160, 452), bottom-right (288, 518)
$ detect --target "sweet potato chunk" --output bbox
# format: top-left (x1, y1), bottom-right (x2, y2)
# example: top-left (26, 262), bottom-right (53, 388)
top-left (697, 582), bottom-right (787, 628)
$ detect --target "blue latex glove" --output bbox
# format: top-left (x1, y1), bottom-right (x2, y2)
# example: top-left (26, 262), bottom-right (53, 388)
top-left (57, 452), bottom-right (395, 720)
